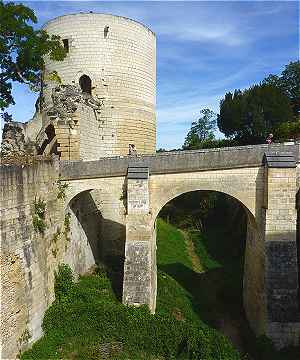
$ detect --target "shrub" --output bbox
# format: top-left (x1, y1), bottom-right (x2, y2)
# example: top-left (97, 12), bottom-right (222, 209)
top-left (32, 197), bottom-right (46, 234)
top-left (57, 179), bottom-right (69, 200)
top-left (54, 264), bottom-right (74, 301)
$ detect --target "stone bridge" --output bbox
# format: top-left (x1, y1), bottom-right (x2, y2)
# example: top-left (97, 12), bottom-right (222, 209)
top-left (59, 143), bottom-right (300, 348)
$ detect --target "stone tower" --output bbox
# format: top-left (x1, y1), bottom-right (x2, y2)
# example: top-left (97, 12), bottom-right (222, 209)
top-left (1, 13), bottom-right (156, 160)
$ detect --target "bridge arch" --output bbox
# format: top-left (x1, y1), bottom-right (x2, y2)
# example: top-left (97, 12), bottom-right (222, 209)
top-left (152, 188), bottom-right (265, 335)
top-left (62, 177), bottom-right (127, 283)
top-left (149, 167), bottom-right (264, 226)
top-left (152, 188), bottom-right (257, 226)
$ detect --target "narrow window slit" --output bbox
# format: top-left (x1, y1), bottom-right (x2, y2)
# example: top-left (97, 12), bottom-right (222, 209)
top-left (63, 39), bottom-right (69, 53)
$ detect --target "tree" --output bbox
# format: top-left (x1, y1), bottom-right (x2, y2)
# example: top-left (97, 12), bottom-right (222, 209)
top-left (183, 108), bottom-right (217, 149)
top-left (263, 61), bottom-right (300, 118)
top-left (0, 1), bottom-right (66, 111)
top-left (217, 84), bottom-right (294, 144)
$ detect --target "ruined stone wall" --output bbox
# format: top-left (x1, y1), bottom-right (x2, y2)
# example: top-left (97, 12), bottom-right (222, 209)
top-left (0, 161), bottom-right (104, 359)
top-left (42, 13), bottom-right (156, 158)
top-left (1, 160), bottom-right (62, 358)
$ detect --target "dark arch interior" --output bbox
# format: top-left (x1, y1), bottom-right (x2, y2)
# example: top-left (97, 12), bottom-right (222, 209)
top-left (79, 74), bottom-right (92, 95)
top-left (67, 190), bottom-right (125, 298)
top-left (157, 190), bottom-right (251, 350)
top-left (38, 124), bottom-right (59, 156)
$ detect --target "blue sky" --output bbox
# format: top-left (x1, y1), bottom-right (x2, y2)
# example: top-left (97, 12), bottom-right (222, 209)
top-left (2, 1), bottom-right (299, 149)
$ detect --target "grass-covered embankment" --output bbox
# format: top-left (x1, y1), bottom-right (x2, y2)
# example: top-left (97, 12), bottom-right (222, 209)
top-left (21, 221), bottom-right (240, 360)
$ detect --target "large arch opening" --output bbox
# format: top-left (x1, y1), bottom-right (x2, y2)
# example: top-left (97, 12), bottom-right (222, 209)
top-left (64, 189), bottom-right (126, 297)
top-left (155, 190), bottom-right (261, 354)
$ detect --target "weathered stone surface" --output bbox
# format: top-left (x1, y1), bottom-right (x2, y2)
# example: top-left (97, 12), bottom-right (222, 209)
top-left (0, 160), bottom-right (122, 358)
top-left (266, 241), bottom-right (299, 322)
top-left (1, 122), bottom-right (35, 158)
top-left (46, 84), bottom-right (102, 120)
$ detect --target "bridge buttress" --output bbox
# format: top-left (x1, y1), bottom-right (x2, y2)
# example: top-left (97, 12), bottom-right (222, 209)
top-left (263, 152), bottom-right (300, 348)
top-left (122, 166), bottom-right (156, 312)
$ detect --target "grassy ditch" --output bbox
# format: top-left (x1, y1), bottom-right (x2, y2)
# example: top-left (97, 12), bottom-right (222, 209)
top-left (21, 263), bottom-right (239, 360)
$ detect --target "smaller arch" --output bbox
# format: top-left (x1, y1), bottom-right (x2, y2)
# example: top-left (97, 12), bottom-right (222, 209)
top-left (79, 74), bottom-right (92, 95)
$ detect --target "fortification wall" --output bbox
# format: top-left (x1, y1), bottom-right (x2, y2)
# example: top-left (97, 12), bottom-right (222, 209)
top-left (0, 160), bottom-right (101, 358)
top-left (42, 13), bottom-right (156, 158)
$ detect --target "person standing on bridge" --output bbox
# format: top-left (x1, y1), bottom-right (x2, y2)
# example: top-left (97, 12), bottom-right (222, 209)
top-left (266, 133), bottom-right (273, 144)
top-left (128, 144), bottom-right (137, 156)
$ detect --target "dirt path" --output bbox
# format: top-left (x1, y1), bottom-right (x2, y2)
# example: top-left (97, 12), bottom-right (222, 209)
top-left (179, 229), bottom-right (203, 273)
top-left (179, 229), bottom-right (253, 359)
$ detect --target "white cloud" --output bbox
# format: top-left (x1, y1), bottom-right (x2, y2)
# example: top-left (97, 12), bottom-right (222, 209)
top-left (156, 21), bottom-right (244, 47)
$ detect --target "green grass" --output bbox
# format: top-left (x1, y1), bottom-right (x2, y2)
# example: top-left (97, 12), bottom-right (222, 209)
top-left (156, 218), bottom-right (193, 270)
top-left (157, 212), bottom-right (300, 360)
top-left (21, 266), bottom-right (240, 360)
top-left (188, 230), bottom-right (221, 270)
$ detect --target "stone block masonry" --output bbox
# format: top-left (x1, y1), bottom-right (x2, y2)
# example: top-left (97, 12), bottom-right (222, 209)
top-left (1, 160), bottom-right (62, 358)
top-left (42, 13), bottom-right (156, 159)
top-left (123, 166), bottom-right (156, 312)
top-left (263, 155), bottom-right (300, 347)
top-left (0, 159), bottom-right (109, 358)
top-left (2, 144), bottom-right (300, 358)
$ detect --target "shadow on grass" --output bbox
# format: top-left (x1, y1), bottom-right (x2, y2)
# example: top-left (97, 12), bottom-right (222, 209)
top-left (158, 262), bottom-right (243, 327)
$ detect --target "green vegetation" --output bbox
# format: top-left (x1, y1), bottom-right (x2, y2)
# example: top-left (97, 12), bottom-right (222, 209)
top-left (0, 1), bottom-right (66, 113)
top-left (183, 61), bottom-right (300, 150)
top-left (156, 218), bottom-right (193, 271)
top-left (263, 61), bottom-right (300, 118)
top-left (217, 84), bottom-right (293, 144)
top-left (32, 197), bottom-right (46, 234)
top-left (183, 109), bottom-right (217, 150)
top-left (21, 263), bottom-right (240, 359)
top-left (158, 191), bottom-right (300, 360)
top-left (50, 227), bottom-right (61, 258)
top-left (63, 212), bottom-right (71, 243)
top-left (56, 179), bottom-right (69, 200)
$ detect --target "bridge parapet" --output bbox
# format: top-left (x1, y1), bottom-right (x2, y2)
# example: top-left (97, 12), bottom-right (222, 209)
top-left (59, 143), bottom-right (300, 180)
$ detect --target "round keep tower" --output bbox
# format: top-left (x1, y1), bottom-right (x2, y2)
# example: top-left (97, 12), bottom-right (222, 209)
top-left (41, 13), bottom-right (156, 159)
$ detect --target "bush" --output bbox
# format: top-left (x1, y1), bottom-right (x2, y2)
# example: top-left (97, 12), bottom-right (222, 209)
top-left (32, 197), bottom-right (46, 234)
top-left (54, 264), bottom-right (74, 301)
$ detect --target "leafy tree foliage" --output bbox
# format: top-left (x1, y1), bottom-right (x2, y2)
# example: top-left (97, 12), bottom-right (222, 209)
top-left (0, 1), bottom-right (66, 110)
top-left (217, 84), bottom-right (293, 143)
top-left (183, 109), bottom-right (217, 149)
top-left (263, 61), bottom-right (300, 118)
top-left (272, 120), bottom-right (300, 142)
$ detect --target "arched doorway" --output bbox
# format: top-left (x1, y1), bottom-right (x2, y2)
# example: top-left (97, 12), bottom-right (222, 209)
top-left (37, 124), bottom-right (60, 156)
top-left (79, 74), bottom-right (92, 95)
